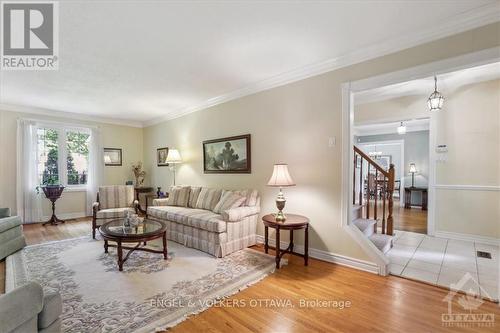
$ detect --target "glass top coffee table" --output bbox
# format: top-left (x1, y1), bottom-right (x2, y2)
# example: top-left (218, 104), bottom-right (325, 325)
top-left (99, 218), bottom-right (167, 271)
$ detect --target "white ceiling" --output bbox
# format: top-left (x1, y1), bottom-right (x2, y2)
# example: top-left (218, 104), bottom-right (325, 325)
top-left (0, 0), bottom-right (499, 127)
top-left (354, 61), bottom-right (500, 105)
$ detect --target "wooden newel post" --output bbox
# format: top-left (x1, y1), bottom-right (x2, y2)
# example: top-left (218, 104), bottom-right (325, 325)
top-left (387, 164), bottom-right (395, 236)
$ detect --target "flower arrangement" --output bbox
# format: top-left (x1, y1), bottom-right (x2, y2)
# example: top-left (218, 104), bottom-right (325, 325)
top-left (132, 162), bottom-right (146, 186)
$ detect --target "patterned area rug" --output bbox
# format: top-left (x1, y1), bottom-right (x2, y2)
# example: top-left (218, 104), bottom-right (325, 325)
top-left (6, 236), bottom-right (279, 332)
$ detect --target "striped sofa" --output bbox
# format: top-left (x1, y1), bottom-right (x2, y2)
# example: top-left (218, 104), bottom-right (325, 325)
top-left (147, 187), bottom-right (260, 257)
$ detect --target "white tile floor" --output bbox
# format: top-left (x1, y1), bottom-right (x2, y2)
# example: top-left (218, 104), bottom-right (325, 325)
top-left (387, 230), bottom-right (499, 302)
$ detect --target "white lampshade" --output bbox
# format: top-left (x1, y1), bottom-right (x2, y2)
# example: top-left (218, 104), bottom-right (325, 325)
top-left (409, 163), bottom-right (417, 173)
top-left (267, 164), bottom-right (295, 187)
top-left (166, 149), bottom-right (182, 164)
top-left (397, 122), bottom-right (406, 135)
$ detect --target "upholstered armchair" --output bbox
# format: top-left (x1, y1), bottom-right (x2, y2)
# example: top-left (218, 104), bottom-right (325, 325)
top-left (92, 185), bottom-right (138, 238)
top-left (0, 282), bottom-right (62, 333)
top-left (0, 208), bottom-right (26, 261)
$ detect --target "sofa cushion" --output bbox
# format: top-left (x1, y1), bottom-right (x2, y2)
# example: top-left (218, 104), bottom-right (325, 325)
top-left (195, 188), bottom-right (222, 211)
top-left (188, 186), bottom-right (202, 208)
top-left (233, 189), bottom-right (259, 206)
top-left (166, 185), bottom-right (191, 207)
top-left (148, 206), bottom-right (206, 224)
top-left (99, 185), bottom-right (135, 209)
top-left (213, 190), bottom-right (246, 214)
top-left (148, 206), bottom-right (226, 232)
top-left (38, 287), bottom-right (62, 329)
top-left (95, 207), bottom-right (135, 226)
top-left (186, 211), bottom-right (226, 233)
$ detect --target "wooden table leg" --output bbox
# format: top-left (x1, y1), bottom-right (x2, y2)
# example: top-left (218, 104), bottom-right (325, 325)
top-left (104, 240), bottom-right (108, 253)
top-left (304, 225), bottom-right (309, 266)
top-left (163, 232), bottom-right (168, 260)
top-left (264, 226), bottom-right (269, 254)
top-left (422, 190), bottom-right (428, 211)
top-left (275, 226), bottom-right (280, 269)
top-left (117, 240), bottom-right (123, 271)
top-left (290, 229), bottom-right (294, 253)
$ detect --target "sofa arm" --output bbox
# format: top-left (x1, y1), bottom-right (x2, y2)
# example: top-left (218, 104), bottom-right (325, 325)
top-left (222, 206), bottom-right (260, 222)
top-left (0, 282), bottom-right (43, 333)
top-left (152, 198), bottom-right (169, 206)
top-left (0, 207), bottom-right (10, 218)
top-left (0, 215), bottom-right (23, 233)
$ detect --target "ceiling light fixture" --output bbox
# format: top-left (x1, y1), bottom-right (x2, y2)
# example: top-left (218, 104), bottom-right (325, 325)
top-left (427, 76), bottom-right (445, 111)
top-left (397, 121), bottom-right (407, 135)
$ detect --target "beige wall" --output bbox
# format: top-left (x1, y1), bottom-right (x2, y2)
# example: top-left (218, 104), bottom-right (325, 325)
top-left (434, 79), bottom-right (500, 238)
top-left (0, 109), bottom-right (144, 218)
top-left (143, 23), bottom-right (500, 262)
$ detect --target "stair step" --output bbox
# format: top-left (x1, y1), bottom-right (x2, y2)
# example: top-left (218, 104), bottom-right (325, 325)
top-left (352, 218), bottom-right (376, 237)
top-left (369, 234), bottom-right (394, 254)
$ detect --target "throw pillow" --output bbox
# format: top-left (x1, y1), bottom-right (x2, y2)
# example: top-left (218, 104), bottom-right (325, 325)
top-left (166, 185), bottom-right (191, 207)
top-left (195, 188), bottom-right (222, 211)
top-left (213, 190), bottom-right (246, 214)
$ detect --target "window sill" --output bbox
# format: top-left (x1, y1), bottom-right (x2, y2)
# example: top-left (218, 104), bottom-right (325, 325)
top-left (64, 186), bottom-right (87, 193)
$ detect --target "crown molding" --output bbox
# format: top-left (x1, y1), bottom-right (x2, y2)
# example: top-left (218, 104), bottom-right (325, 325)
top-left (0, 103), bottom-right (143, 128)
top-left (143, 3), bottom-right (500, 127)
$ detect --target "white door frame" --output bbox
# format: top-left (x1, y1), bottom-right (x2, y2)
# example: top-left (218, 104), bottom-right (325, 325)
top-left (356, 139), bottom-right (405, 206)
top-left (341, 47), bottom-right (500, 266)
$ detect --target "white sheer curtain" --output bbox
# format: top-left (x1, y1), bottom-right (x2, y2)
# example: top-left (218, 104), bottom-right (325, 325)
top-left (16, 119), bottom-right (43, 223)
top-left (86, 127), bottom-right (104, 215)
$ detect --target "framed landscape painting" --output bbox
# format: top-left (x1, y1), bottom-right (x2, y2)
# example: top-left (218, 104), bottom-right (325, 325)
top-left (203, 134), bottom-right (251, 173)
top-left (104, 148), bottom-right (122, 166)
top-left (157, 147), bottom-right (169, 166)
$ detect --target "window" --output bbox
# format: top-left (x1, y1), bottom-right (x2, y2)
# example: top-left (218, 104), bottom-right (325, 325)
top-left (66, 131), bottom-right (90, 185)
top-left (37, 126), bottom-right (90, 188)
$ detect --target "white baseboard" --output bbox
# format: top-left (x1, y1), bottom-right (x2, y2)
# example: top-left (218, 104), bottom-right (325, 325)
top-left (434, 231), bottom-right (500, 246)
top-left (39, 211), bottom-right (88, 222)
top-left (255, 235), bottom-right (379, 274)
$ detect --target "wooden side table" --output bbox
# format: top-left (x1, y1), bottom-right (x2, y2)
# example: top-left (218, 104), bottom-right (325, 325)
top-left (404, 187), bottom-right (428, 210)
top-left (262, 214), bottom-right (309, 269)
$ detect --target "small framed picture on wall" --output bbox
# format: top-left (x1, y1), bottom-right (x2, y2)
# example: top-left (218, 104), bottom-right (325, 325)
top-left (157, 147), bottom-right (169, 166)
top-left (104, 148), bottom-right (122, 166)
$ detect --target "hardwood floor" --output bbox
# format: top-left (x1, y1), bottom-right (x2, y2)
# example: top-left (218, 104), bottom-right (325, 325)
top-left (1, 219), bottom-right (498, 332)
top-left (364, 199), bottom-right (428, 234)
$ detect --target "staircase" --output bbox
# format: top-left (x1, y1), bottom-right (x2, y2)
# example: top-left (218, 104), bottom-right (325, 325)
top-left (352, 146), bottom-right (395, 253)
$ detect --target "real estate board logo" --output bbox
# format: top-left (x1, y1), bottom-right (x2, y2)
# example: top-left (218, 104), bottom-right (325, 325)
top-left (442, 273), bottom-right (495, 328)
top-left (1, 1), bottom-right (58, 70)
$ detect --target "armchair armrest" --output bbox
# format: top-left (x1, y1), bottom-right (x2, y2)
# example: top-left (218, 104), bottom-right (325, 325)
top-left (222, 206), bottom-right (260, 222)
top-left (0, 282), bottom-right (43, 333)
top-left (152, 198), bottom-right (169, 206)
top-left (0, 207), bottom-right (11, 218)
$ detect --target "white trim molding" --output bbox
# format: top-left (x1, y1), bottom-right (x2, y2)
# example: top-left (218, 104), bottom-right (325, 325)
top-left (434, 184), bottom-right (500, 192)
top-left (434, 231), bottom-right (500, 246)
top-left (255, 235), bottom-right (379, 275)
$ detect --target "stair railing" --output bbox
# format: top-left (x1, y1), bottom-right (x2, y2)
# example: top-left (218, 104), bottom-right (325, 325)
top-left (353, 146), bottom-right (395, 235)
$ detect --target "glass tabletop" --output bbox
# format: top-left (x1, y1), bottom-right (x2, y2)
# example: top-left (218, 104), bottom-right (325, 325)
top-left (100, 218), bottom-right (165, 238)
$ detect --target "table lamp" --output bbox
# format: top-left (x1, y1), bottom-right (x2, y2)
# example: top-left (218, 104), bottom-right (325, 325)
top-left (409, 163), bottom-right (417, 187)
top-left (267, 164), bottom-right (295, 222)
top-left (166, 149), bottom-right (182, 186)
